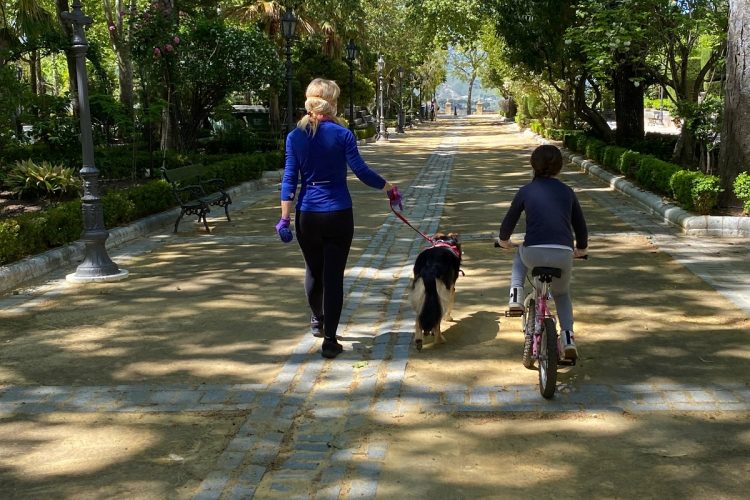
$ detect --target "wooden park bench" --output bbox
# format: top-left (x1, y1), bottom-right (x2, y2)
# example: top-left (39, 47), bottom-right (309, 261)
top-left (160, 166), bottom-right (232, 233)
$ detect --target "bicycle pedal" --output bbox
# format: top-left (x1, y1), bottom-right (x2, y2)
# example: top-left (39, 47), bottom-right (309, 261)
top-left (558, 358), bottom-right (576, 366)
top-left (505, 310), bottom-right (523, 317)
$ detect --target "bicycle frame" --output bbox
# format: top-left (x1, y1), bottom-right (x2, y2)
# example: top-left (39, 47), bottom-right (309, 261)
top-left (526, 277), bottom-right (555, 359)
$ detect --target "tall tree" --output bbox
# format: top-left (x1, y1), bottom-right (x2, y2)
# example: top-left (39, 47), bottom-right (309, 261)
top-left (717, 0), bottom-right (749, 206)
top-left (449, 42), bottom-right (487, 115)
top-left (102, 0), bottom-right (135, 115)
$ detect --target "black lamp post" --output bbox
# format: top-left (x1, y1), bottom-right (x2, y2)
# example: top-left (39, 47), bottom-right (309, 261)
top-left (345, 39), bottom-right (358, 133)
top-left (376, 55), bottom-right (387, 141)
top-left (281, 9), bottom-right (298, 134)
top-left (61, 0), bottom-right (127, 283)
top-left (396, 66), bottom-right (405, 133)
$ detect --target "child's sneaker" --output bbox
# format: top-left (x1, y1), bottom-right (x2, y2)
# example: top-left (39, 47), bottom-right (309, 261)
top-left (508, 286), bottom-right (524, 312)
top-left (560, 330), bottom-right (578, 360)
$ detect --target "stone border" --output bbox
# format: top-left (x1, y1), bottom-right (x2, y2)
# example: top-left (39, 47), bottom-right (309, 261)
top-left (532, 132), bottom-right (750, 237)
top-left (0, 170), bottom-right (282, 296)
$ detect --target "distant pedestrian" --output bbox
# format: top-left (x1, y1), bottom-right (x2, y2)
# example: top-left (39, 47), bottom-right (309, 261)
top-left (430, 100), bottom-right (436, 121)
top-left (276, 78), bottom-right (403, 359)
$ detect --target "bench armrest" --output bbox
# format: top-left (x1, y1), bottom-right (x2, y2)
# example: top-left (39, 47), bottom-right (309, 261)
top-left (172, 184), bottom-right (207, 204)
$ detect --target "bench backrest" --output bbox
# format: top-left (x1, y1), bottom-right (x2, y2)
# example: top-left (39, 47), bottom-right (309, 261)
top-left (161, 165), bottom-right (205, 187)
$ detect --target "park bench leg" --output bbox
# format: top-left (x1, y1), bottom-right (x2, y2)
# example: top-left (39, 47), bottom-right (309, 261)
top-left (174, 210), bottom-right (185, 233)
top-left (201, 211), bottom-right (210, 232)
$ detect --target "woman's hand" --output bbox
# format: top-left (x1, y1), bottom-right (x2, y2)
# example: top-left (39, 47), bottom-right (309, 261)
top-left (574, 247), bottom-right (588, 259)
top-left (495, 238), bottom-right (514, 249)
top-left (275, 217), bottom-right (293, 243)
top-left (386, 185), bottom-right (403, 211)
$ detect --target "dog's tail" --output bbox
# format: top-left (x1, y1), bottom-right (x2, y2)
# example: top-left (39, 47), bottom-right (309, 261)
top-left (415, 273), bottom-right (442, 333)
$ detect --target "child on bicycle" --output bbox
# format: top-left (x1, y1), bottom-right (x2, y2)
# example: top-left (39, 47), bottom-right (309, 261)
top-left (496, 145), bottom-right (588, 360)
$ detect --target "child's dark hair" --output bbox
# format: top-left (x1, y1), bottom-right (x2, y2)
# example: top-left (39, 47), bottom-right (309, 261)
top-left (531, 145), bottom-right (563, 178)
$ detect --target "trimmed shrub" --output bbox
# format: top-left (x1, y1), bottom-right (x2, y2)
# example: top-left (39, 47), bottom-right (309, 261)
top-left (602, 146), bottom-right (628, 170)
top-left (585, 139), bottom-right (607, 164)
top-left (563, 131), bottom-right (583, 150)
top-left (691, 175), bottom-right (722, 215)
top-left (574, 134), bottom-right (589, 154)
top-left (42, 200), bottom-right (82, 247)
top-left (635, 155), bottom-right (681, 195)
top-left (669, 170), bottom-right (701, 210)
top-left (103, 191), bottom-right (137, 228)
top-left (630, 132), bottom-right (678, 161)
top-left (618, 150), bottom-right (642, 177)
top-left (733, 171), bottom-right (750, 214)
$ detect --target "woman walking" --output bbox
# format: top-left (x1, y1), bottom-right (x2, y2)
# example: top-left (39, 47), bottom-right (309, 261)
top-left (276, 78), bottom-right (402, 359)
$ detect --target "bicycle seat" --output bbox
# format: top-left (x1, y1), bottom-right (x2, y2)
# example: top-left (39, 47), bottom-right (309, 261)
top-left (531, 267), bottom-right (561, 283)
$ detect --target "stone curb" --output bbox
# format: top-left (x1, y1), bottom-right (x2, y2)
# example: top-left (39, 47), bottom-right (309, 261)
top-left (531, 132), bottom-right (750, 237)
top-left (0, 170), bottom-right (282, 296)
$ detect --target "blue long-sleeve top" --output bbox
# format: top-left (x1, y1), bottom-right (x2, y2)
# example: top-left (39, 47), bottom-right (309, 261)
top-left (281, 121), bottom-right (386, 211)
top-left (499, 176), bottom-right (588, 250)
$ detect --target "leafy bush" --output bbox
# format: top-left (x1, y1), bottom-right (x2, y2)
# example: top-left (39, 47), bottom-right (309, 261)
top-left (585, 138), bottom-right (607, 163)
top-left (42, 201), bottom-right (83, 247)
top-left (355, 126), bottom-right (377, 141)
top-left (124, 180), bottom-right (174, 219)
top-left (635, 156), bottom-right (681, 195)
top-left (618, 150), bottom-right (641, 177)
top-left (574, 134), bottom-right (589, 154)
top-left (602, 146), bottom-right (628, 170)
top-left (5, 159), bottom-right (82, 200)
top-left (103, 191), bottom-right (137, 228)
top-left (669, 170), bottom-right (701, 210)
top-left (563, 131), bottom-right (583, 150)
top-left (691, 175), bottom-right (722, 215)
top-left (733, 171), bottom-right (750, 214)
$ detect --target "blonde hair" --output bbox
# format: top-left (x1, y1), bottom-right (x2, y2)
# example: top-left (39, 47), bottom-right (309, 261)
top-left (297, 78), bottom-right (345, 135)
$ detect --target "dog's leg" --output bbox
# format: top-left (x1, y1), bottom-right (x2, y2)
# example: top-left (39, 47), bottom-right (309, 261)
top-left (436, 322), bottom-right (445, 344)
top-left (446, 285), bottom-right (456, 322)
top-left (414, 320), bottom-right (423, 351)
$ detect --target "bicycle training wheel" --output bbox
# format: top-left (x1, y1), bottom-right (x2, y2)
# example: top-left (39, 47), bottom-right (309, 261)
top-left (522, 299), bottom-right (535, 370)
top-left (538, 317), bottom-right (558, 399)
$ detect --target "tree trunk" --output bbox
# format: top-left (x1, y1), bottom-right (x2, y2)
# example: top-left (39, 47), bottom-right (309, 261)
top-left (718, 0), bottom-right (750, 207)
top-left (574, 75), bottom-right (614, 142)
top-left (103, 0), bottom-right (135, 117)
top-left (672, 128), bottom-right (699, 167)
top-left (466, 76), bottom-right (475, 116)
top-left (29, 50), bottom-right (38, 95)
top-left (613, 63), bottom-right (644, 144)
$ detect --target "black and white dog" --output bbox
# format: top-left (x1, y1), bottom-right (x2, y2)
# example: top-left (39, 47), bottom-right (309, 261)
top-left (409, 233), bottom-right (462, 351)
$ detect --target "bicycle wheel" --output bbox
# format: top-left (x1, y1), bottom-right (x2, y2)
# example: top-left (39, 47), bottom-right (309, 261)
top-left (521, 299), bottom-right (535, 369)
top-left (538, 317), bottom-right (558, 399)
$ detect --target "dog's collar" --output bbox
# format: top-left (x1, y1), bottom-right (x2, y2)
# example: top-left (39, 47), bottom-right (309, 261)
top-left (432, 241), bottom-right (462, 260)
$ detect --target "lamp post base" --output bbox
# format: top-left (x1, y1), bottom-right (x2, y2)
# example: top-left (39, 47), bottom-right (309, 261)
top-left (66, 269), bottom-right (129, 284)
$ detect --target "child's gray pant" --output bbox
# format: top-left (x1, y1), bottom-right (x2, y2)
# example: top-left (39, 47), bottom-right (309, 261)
top-left (511, 245), bottom-right (575, 331)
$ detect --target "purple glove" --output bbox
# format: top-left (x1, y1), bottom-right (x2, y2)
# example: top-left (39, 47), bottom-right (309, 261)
top-left (275, 217), bottom-right (293, 243)
top-left (387, 186), bottom-right (403, 211)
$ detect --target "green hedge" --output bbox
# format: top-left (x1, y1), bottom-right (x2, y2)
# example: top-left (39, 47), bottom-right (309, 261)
top-left (635, 155), bottom-right (681, 195)
top-left (534, 126), bottom-right (722, 215)
top-left (0, 151), bottom-right (281, 267)
top-left (734, 172), bottom-right (750, 214)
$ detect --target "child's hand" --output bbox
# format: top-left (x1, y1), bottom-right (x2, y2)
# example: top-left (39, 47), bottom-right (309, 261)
top-left (495, 238), bottom-right (514, 249)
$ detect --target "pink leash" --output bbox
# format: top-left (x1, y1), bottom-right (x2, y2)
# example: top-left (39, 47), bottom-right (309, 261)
top-left (390, 205), bottom-right (435, 244)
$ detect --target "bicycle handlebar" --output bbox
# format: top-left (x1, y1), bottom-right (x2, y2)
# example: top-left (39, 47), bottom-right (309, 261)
top-left (493, 238), bottom-right (589, 259)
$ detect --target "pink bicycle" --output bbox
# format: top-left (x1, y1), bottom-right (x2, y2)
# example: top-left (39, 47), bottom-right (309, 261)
top-left (497, 241), bottom-right (585, 398)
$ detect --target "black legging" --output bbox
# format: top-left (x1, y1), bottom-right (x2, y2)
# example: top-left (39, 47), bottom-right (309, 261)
top-left (296, 208), bottom-right (354, 340)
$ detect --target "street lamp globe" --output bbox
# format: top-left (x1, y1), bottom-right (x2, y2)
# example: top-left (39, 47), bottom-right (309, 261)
top-left (281, 10), bottom-right (297, 40)
top-left (377, 55), bottom-right (385, 73)
top-left (346, 39), bottom-right (358, 63)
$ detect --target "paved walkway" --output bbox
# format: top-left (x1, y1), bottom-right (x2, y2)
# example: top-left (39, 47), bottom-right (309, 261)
top-left (1, 117), bottom-right (749, 499)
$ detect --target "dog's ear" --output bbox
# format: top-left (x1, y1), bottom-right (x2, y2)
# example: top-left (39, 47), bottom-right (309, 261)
top-left (448, 232), bottom-right (460, 242)
top-left (433, 232), bottom-right (446, 240)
